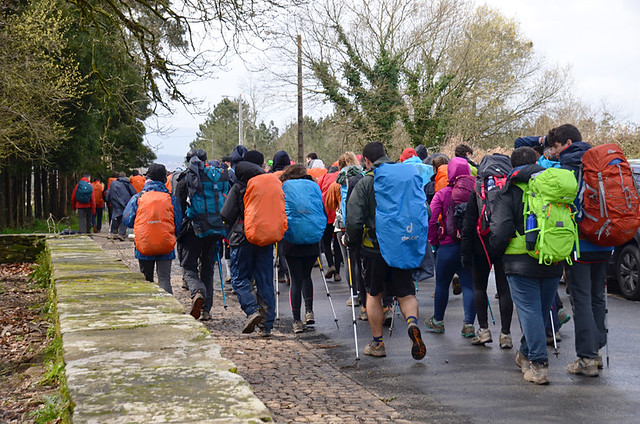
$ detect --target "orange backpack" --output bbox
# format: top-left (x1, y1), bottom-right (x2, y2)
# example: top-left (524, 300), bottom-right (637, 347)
top-left (243, 174), bottom-right (287, 246)
top-left (134, 191), bottom-right (176, 256)
top-left (308, 167), bottom-right (328, 182)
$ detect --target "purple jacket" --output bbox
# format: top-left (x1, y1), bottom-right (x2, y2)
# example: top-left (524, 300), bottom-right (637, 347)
top-left (428, 157), bottom-right (471, 246)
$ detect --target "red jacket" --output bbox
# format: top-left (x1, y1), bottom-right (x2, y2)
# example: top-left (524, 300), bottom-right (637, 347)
top-left (71, 177), bottom-right (96, 214)
top-left (92, 181), bottom-right (105, 208)
top-left (318, 172), bottom-right (338, 224)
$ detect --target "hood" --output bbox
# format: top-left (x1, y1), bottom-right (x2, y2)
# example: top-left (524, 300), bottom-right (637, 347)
top-left (230, 145), bottom-right (248, 167)
top-left (142, 180), bottom-right (169, 192)
top-left (272, 150), bottom-right (291, 171)
top-left (507, 164), bottom-right (546, 184)
top-left (308, 158), bottom-right (325, 169)
top-left (400, 148), bottom-right (417, 162)
top-left (371, 156), bottom-right (393, 171)
top-left (235, 160), bottom-right (265, 183)
top-left (415, 144), bottom-right (428, 160)
top-left (117, 176), bottom-right (131, 183)
top-left (559, 141), bottom-right (591, 167)
top-left (80, 177), bottom-right (91, 183)
top-left (447, 157), bottom-right (471, 182)
top-left (336, 165), bottom-right (363, 185)
top-left (403, 155), bottom-right (422, 165)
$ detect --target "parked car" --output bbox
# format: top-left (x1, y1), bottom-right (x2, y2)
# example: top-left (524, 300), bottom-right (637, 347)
top-left (607, 159), bottom-right (640, 300)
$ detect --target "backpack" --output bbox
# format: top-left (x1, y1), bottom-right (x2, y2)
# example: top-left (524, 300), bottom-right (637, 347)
top-left (134, 191), bottom-right (176, 256)
top-left (76, 180), bottom-right (93, 203)
top-left (243, 173), bottom-right (288, 246)
top-left (578, 144), bottom-right (640, 246)
top-left (522, 167), bottom-right (579, 265)
top-left (373, 162), bottom-right (428, 269)
top-left (283, 179), bottom-right (326, 245)
top-left (186, 166), bottom-right (229, 238)
top-left (442, 175), bottom-right (475, 240)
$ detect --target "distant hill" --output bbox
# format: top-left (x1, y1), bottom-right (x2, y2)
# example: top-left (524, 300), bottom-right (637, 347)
top-left (154, 154), bottom-right (186, 171)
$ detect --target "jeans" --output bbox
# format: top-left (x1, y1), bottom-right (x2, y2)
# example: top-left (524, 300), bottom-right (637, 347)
top-left (472, 255), bottom-right (512, 334)
top-left (92, 207), bottom-right (104, 232)
top-left (434, 243), bottom-right (475, 324)
top-left (569, 261), bottom-right (607, 359)
top-left (230, 243), bottom-right (276, 330)
top-left (507, 274), bottom-right (559, 363)
top-left (180, 231), bottom-right (218, 313)
top-left (139, 259), bottom-right (173, 294)
top-left (285, 255), bottom-right (316, 321)
top-left (78, 208), bottom-right (92, 233)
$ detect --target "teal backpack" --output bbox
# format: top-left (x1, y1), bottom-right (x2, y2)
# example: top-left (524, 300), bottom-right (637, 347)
top-left (186, 166), bottom-right (229, 238)
top-left (522, 167), bottom-right (580, 265)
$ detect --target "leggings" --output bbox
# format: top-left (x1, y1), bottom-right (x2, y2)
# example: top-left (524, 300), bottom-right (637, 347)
top-left (285, 255), bottom-right (316, 321)
top-left (321, 225), bottom-right (343, 271)
top-left (472, 255), bottom-right (513, 334)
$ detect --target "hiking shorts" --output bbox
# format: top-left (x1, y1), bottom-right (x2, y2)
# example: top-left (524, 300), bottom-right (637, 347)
top-left (363, 254), bottom-right (415, 298)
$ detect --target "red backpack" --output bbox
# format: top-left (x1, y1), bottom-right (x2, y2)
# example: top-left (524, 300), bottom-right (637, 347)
top-left (134, 191), bottom-right (176, 256)
top-left (579, 144), bottom-right (640, 246)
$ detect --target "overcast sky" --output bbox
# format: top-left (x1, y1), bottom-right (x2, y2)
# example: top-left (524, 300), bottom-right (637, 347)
top-left (147, 0), bottom-right (640, 158)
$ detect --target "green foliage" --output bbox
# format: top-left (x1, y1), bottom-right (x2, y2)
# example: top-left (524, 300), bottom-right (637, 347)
top-left (29, 249), bottom-right (52, 290)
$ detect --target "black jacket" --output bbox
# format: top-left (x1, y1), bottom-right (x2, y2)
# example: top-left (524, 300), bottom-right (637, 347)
top-left (489, 164), bottom-right (563, 278)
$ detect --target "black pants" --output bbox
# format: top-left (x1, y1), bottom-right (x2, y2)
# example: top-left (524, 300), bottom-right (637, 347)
top-left (179, 230), bottom-right (218, 313)
top-left (472, 255), bottom-right (513, 334)
top-left (285, 255), bottom-right (315, 321)
top-left (321, 225), bottom-right (343, 271)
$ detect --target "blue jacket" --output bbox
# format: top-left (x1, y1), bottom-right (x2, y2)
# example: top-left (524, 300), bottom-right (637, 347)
top-left (514, 136), bottom-right (541, 148)
top-left (123, 181), bottom-right (183, 260)
top-left (558, 141), bottom-right (613, 255)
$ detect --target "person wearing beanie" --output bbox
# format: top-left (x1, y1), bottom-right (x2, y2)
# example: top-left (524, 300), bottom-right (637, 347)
top-left (271, 150), bottom-right (291, 172)
top-left (123, 163), bottom-right (183, 295)
top-left (244, 150), bottom-right (264, 166)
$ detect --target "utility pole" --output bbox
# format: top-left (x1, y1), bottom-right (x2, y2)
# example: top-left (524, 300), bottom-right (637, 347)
top-left (211, 128), bottom-right (214, 159)
top-left (238, 94), bottom-right (244, 146)
top-left (297, 34), bottom-right (303, 163)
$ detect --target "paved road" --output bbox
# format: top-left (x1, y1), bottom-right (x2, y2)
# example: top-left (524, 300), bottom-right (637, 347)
top-left (298, 263), bottom-right (640, 424)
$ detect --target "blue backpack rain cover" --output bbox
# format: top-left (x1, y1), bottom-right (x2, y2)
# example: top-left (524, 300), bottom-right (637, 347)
top-left (186, 166), bottom-right (229, 238)
top-left (76, 180), bottom-right (93, 203)
top-left (374, 162), bottom-right (428, 269)
top-left (283, 179), bottom-right (326, 245)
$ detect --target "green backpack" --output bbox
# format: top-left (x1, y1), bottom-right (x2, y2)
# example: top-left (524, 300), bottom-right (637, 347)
top-left (522, 167), bottom-right (580, 265)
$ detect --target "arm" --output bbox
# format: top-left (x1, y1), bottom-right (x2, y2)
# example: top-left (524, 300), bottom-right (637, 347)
top-left (171, 195), bottom-right (183, 237)
top-left (122, 194), bottom-right (140, 228)
top-left (345, 177), bottom-right (369, 249)
top-left (461, 191), bottom-right (479, 263)
top-left (324, 182), bottom-right (341, 211)
top-left (220, 185), bottom-right (241, 225)
top-left (71, 184), bottom-right (78, 210)
top-left (427, 190), bottom-right (444, 246)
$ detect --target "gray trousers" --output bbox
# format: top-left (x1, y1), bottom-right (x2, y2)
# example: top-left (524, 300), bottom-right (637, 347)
top-left (78, 208), bottom-right (92, 233)
top-left (139, 259), bottom-right (173, 294)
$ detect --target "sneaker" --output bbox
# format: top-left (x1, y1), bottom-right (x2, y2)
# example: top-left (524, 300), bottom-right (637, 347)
top-left (358, 310), bottom-right (368, 321)
top-left (471, 328), bottom-right (492, 345)
top-left (333, 273), bottom-right (342, 282)
top-left (383, 307), bottom-right (393, 327)
top-left (558, 308), bottom-right (571, 327)
top-left (181, 280), bottom-right (189, 290)
top-left (425, 316), bottom-right (445, 333)
top-left (256, 327), bottom-right (272, 337)
top-left (546, 332), bottom-right (561, 346)
top-left (596, 350), bottom-right (604, 369)
top-left (242, 311), bottom-right (262, 334)
top-left (408, 324), bottom-right (426, 360)
top-left (515, 351), bottom-right (530, 373)
top-left (567, 357), bottom-right (599, 377)
top-left (225, 275), bottom-right (231, 283)
top-left (461, 324), bottom-right (475, 338)
top-left (304, 311), bottom-right (315, 325)
top-left (199, 310), bottom-right (211, 321)
top-left (523, 361), bottom-right (550, 385)
top-left (499, 332), bottom-right (513, 349)
top-left (324, 266), bottom-right (336, 279)
top-left (190, 292), bottom-right (204, 319)
top-left (363, 340), bottom-right (386, 357)
top-left (452, 274), bottom-right (461, 295)
top-left (293, 320), bottom-right (305, 334)
top-left (346, 296), bottom-right (361, 307)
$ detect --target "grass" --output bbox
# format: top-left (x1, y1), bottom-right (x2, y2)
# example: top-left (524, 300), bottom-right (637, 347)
top-left (1, 216), bottom-right (79, 235)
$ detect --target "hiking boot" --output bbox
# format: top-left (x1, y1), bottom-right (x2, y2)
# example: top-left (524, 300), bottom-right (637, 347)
top-left (358, 309), bottom-right (368, 321)
top-left (567, 357), bottom-right (599, 377)
top-left (199, 310), bottom-right (211, 321)
top-left (596, 350), bottom-right (604, 369)
top-left (515, 351), bottom-right (530, 374)
top-left (364, 340), bottom-right (386, 357)
top-left (225, 275), bottom-right (231, 283)
top-left (293, 320), bottom-right (305, 334)
top-left (452, 274), bottom-right (461, 295)
top-left (333, 273), bottom-right (342, 282)
top-left (471, 328), bottom-right (492, 345)
top-left (304, 311), bottom-right (315, 325)
top-left (346, 296), bottom-right (361, 307)
top-left (523, 361), bottom-right (550, 385)
top-left (242, 311), bottom-right (262, 334)
top-left (256, 327), bottom-right (272, 338)
top-left (425, 316), bottom-right (445, 333)
top-left (324, 266), bottom-right (336, 279)
top-left (383, 306), bottom-right (393, 327)
top-left (558, 308), bottom-right (571, 327)
top-left (461, 324), bottom-right (475, 338)
top-left (181, 280), bottom-right (189, 290)
top-left (546, 332), bottom-right (561, 346)
top-left (499, 332), bottom-right (513, 349)
top-left (408, 324), bottom-right (426, 360)
top-left (190, 292), bottom-right (204, 319)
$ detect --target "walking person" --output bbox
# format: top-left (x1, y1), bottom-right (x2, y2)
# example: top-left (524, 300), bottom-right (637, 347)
top-left (71, 172), bottom-right (96, 234)
top-left (106, 172), bottom-right (136, 240)
top-left (91, 177), bottom-right (105, 233)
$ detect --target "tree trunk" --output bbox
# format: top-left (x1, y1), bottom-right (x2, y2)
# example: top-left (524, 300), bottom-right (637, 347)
top-left (34, 165), bottom-right (42, 219)
top-left (0, 168), bottom-right (6, 229)
top-left (26, 164), bottom-right (32, 220)
top-left (7, 166), bottom-right (14, 228)
top-left (41, 169), bottom-right (49, 220)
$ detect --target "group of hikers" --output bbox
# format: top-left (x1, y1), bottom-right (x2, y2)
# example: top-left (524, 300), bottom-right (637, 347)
top-left (71, 123), bottom-right (640, 385)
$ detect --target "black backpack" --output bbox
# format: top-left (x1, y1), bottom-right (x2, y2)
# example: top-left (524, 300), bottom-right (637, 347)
top-left (474, 153), bottom-right (512, 236)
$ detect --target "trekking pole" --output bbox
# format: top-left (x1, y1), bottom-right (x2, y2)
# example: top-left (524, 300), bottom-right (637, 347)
top-left (215, 250), bottom-right (227, 309)
top-left (389, 298), bottom-right (399, 337)
top-left (317, 256), bottom-right (339, 329)
top-left (487, 294), bottom-right (495, 325)
top-left (346, 247), bottom-right (360, 361)
top-left (549, 308), bottom-right (559, 358)
top-left (605, 280), bottom-right (610, 367)
top-left (274, 242), bottom-right (280, 324)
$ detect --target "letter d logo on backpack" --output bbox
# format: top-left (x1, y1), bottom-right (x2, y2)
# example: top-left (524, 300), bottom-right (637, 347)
top-left (374, 163), bottom-right (428, 269)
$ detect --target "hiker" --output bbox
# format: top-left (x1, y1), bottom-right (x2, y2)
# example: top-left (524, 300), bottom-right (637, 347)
top-left (454, 144), bottom-right (478, 176)
top-left (221, 150), bottom-right (280, 336)
top-left (426, 157), bottom-right (476, 337)
top-left (105, 172), bottom-right (136, 239)
top-left (130, 169), bottom-right (145, 193)
top-left (175, 149), bottom-right (229, 321)
top-left (318, 163), bottom-right (343, 283)
top-left (425, 154), bottom-right (449, 204)
top-left (345, 142), bottom-right (426, 360)
top-left (280, 164), bottom-right (326, 333)
top-left (91, 177), bottom-right (105, 233)
top-left (106, 171), bottom-right (118, 224)
top-left (489, 146), bottom-right (575, 385)
top-left (71, 172), bottom-right (96, 234)
top-left (271, 150), bottom-right (292, 283)
top-left (123, 163), bottom-right (182, 294)
top-left (461, 153), bottom-right (514, 348)
top-left (547, 124), bottom-right (617, 376)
